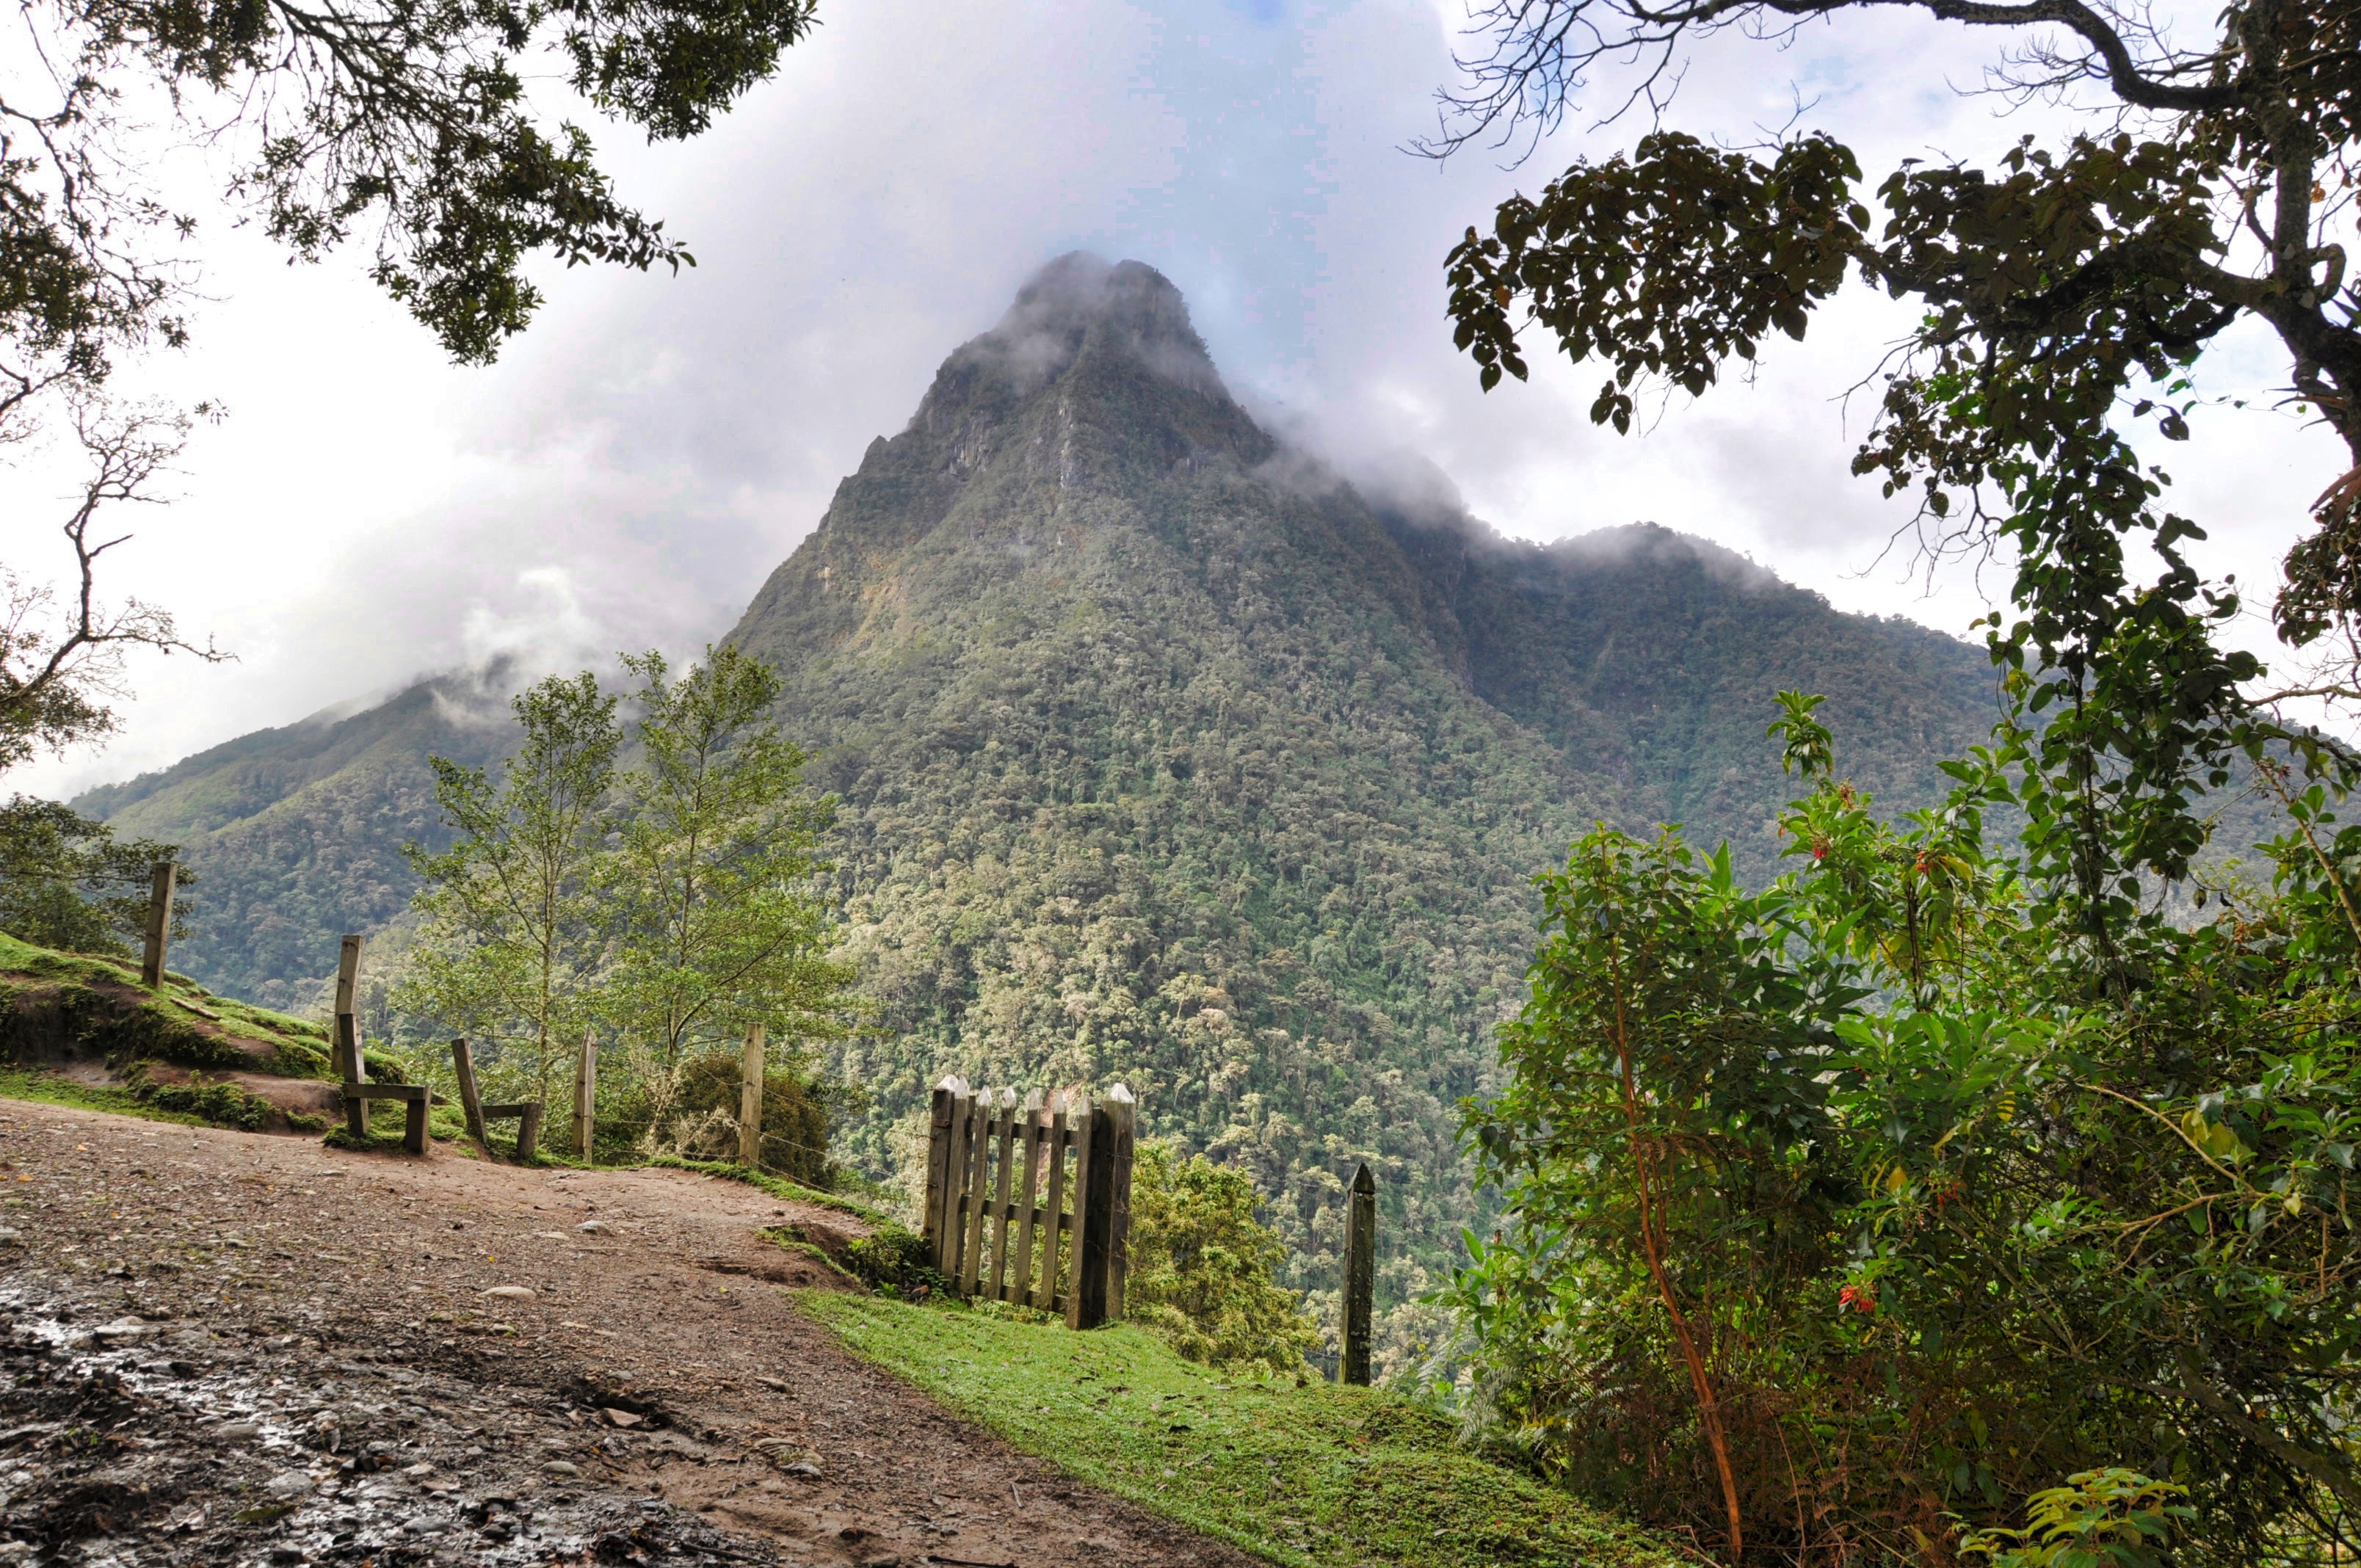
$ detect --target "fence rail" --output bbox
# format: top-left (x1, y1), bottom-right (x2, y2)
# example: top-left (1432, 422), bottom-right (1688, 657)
top-left (921, 1077), bottom-right (1134, 1329)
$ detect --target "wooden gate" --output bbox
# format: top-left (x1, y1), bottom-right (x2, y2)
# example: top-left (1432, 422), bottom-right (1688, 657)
top-left (921, 1078), bottom-right (1136, 1329)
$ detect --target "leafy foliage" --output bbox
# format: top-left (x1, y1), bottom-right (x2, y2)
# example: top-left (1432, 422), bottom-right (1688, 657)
top-left (1433, 23), bottom-right (2361, 1556)
top-left (0, 794), bottom-right (189, 957)
top-left (1124, 1139), bottom-right (1316, 1374)
top-left (1, 0), bottom-right (821, 393)
top-left (391, 650), bottom-right (857, 1171)
top-left (1958, 1471), bottom-right (2195, 1568)
top-left (1438, 0), bottom-right (2361, 677)
top-left (1452, 697), bottom-right (2361, 1564)
top-left (594, 645), bottom-right (855, 1163)
top-left (397, 671), bottom-right (620, 1108)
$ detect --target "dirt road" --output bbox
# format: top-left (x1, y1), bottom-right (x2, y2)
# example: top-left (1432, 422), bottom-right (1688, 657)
top-left (0, 1100), bottom-right (1261, 1567)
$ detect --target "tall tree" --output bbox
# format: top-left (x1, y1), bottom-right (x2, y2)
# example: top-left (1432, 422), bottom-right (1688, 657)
top-left (1, 0), bottom-right (822, 407)
top-left (398, 671), bottom-right (620, 1105)
top-left (1433, 0), bottom-right (2359, 704)
top-left (0, 399), bottom-right (225, 772)
top-left (599, 645), bottom-right (852, 1163)
top-left (1454, 697), bottom-right (2361, 1565)
top-left (1428, 12), bottom-right (2361, 1558)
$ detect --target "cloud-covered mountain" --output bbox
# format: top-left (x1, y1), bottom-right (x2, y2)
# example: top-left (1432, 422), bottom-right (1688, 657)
top-left (80, 255), bottom-right (1998, 1296)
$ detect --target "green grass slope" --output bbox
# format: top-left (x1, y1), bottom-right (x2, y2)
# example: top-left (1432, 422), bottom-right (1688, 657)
top-left (799, 1291), bottom-right (1683, 1568)
top-left (0, 932), bottom-right (346, 1133)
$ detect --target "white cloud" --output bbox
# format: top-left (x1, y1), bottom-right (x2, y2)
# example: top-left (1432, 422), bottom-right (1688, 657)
top-left (0, 0), bottom-right (2338, 799)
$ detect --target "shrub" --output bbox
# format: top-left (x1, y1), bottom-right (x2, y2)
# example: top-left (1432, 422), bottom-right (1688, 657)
top-left (634, 1050), bottom-right (833, 1186)
top-left (1123, 1139), bottom-right (1316, 1375)
top-left (129, 1070), bottom-right (271, 1130)
top-left (843, 1222), bottom-right (944, 1298)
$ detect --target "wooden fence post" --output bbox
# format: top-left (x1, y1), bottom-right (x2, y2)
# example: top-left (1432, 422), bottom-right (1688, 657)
top-left (1106, 1083), bottom-right (1136, 1321)
top-left (336, 1015), bottom-right (368, 1139)
top-left (1069, 1094), bottom-right (1117, 1330)
top-left (138, 862), bottom-right (177, 990)
top-left (921, 1076), bottom-right (962, 1263)
top-left (1343, 1161), bottom-right (1376, 1386)
top-left (332, 935), bottom-right (364, 1081)
top-left (1010, 1090), bottom-right (1045, 1306)
top-left (987, 1088), bottom-right (1021, 1301)
top-left (573, 1032), bottom-right (598, 1161)
top-left (1039, 1092), bottom-right (1072, 1311)
top-left (451, 1039), bottom-right (487, 1144)
top-left (738, 1023), bottom-right (766, 1166)
top-left (940, 1079), bottom-right (978, 1275)
top-left (960, 1089), bottom-right (1000, 1297)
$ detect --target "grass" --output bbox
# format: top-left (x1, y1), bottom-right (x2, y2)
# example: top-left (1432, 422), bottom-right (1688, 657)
top-left (0, 1064), bottom-right (225, 1130)
top-left (0, 930), bottom-right (336, 1081)
top-left (797, 1291), bottom-right (1686, 1568)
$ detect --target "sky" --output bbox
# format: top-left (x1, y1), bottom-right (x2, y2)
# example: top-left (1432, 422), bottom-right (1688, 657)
top-left (1, 0), bottom-right (2342, 800)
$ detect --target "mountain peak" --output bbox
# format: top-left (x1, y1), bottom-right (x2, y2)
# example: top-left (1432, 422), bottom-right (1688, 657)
top-left (941, 252), bottom-right (1230, 406)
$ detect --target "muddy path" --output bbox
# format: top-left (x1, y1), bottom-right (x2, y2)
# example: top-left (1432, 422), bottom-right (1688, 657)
top-left (0, 1100), bottom-right (1261, 1568)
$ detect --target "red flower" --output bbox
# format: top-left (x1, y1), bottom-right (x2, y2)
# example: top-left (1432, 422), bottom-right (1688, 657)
top-left (1839, 1285), bottom-right (1876, 1315)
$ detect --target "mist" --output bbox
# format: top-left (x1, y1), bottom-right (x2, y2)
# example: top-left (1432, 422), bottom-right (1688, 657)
top-left (0, 0), bottom-right (2335, 802)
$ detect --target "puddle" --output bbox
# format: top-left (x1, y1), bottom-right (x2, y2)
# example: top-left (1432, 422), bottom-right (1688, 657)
top-left (0, 1282), bottom-right (776, 1566)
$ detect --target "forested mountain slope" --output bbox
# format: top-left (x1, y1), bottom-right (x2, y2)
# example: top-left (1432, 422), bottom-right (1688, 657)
top-left (72, 673), bottom-right (513, 1010)
top-left (1378, 516), bottom-right (1995, 876)
top-left (76, 256), bottom-right (1999, 1304)
top-left (720, 255), bottom-right (1996, 1299)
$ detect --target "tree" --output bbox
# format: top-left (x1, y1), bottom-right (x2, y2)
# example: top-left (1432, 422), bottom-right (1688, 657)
top-left (0, 793), bottom-right (192, 954)
top-left (0, 399), bottom-right (225, 772)
top-left (1124, 1139), bottom-right (1318, 1375)
top-left (1, 0), bottom-right (822, 405)
top-left (598, 644), bottom-right (854, 1164)
top-left (397, 670), bottom-right (620, 1105)
top-left (1451, 697), bottom-right (2361, 1565)
top-left (1432, 0), bottom-right (2360, 699)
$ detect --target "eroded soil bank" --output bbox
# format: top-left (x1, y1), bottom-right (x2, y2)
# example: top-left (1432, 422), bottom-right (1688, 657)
top-left (0, 1102), bottom-right (1258, 1568)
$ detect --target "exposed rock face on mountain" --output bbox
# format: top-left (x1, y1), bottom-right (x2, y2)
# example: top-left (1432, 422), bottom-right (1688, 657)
top-left (79, 254), bottom-right (1997, 1304)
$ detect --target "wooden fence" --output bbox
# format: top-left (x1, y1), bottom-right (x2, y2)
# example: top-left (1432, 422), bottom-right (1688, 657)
top-left (921, 1077), bottom-right (1135, 1329)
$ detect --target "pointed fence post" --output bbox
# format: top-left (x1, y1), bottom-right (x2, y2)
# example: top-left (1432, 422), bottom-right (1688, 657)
top-left (1012, 1090), bottom-right (1045, 1307)
top-left (138, 863), bottom-right (177, 990)
top-left (333, 935), bottom-right (369, 1139)
top-left (573, 1032), bottom-right (598, 1161)
top-left (738, 1023), bottom-right (766, 1166)
top-left (1069, 1093), bottom-right (1117, 1329)
top-left (1039, 1092), bottom-right (1072, 1311)
top-left (921, 1076), bottom-right (962, 1263)
top-left (1106, 1083), bottom-right (1136, 1321)
top-left (936, 1078), bottom-right (976, 1276)
top-left (451, 1039), bottom-right (487, 1144)
top-left (960, 1089), bottom-right (998, 1297)
top-left (1343, 1162), bottom-right (1377, 1386)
